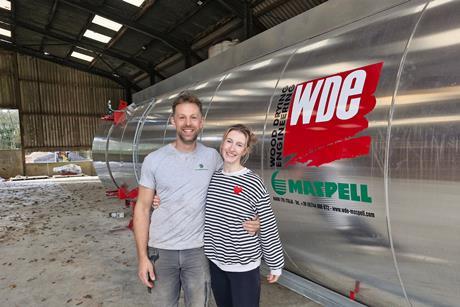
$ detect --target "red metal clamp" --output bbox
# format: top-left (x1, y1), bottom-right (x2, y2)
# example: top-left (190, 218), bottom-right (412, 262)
top-left (101, 99), bottom-right (129, 125)
top-left (349, 280), bottom-right (361, 300)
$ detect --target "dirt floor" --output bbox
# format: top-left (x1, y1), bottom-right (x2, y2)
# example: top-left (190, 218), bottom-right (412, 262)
top-left (0, 176), bottom-right (321, 307)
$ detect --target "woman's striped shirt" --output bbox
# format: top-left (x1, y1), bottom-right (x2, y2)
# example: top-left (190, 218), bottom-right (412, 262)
top-left (204, 168), bottom-right (284, 275)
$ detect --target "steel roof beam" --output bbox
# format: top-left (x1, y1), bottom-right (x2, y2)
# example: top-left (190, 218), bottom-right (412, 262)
top-left (133, 17), bottom-right (243, 84)
top-left (0, 40), bottom-right (140, 91)
top-left (60, 0), bottom-right (190, 56)
top-left (40, 0), bottom-right (59, 53)
top-left (252, 0), bottom-right (266, 7)
top-left (65, 13), bottom-right (94, 61)
top-left (216, 0), bottom-right (267, 35)
top-left (254, 0), bottom-right (291, 17)
top-left (243, 1), bottom-right (254, 39)
top-left (134, 1), bottom-right (208, 62)
top-left (5, 17), bottom-right (165, 79)
top-left (90, 0), bottom-right (157, 72)
top-left (10, 0), bottom-right (16, 44)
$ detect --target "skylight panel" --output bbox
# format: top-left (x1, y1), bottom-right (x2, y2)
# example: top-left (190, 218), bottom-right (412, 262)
top-left (0, 0), bottom-right (11, 11)
top-left (92, 15), bottom-right (123, 32)
top-left (83, 29), bottom-right (112, 43)
top-left (122, 0), bottom-right (145, 7)
top-left (71, 51), bottom-right (94, 62)
top-left (0, 27), bottom-right (11, 37)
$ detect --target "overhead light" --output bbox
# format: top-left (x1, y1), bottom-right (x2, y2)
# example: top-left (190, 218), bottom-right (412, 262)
top-left (92, 15), bottom-right (122, 32)
top-left (197, 1), bottom-right (204, 5)
top-left (71, 51), bottom-right (94, 62)
top-left (83, 29), bottom-right (112, 43)
top-left (122, 0), bottom-right (145, 7)
top-left (0, 0), bottom-right (11, 11)
top-left (43, 51), bottom-right (50, 55)
top-left (0, 27), bottom-right (11, 37)
top-left (112, 73), bottom-right (120, 77)
top-left (141, 45), bottom-right (147, 51)
top-left (75, 46), bottom-right (92, 53)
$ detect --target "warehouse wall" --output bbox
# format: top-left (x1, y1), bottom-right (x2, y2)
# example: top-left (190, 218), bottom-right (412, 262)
top-left (0, 52), bottom-right (17, 109)
top-left (0, 150), bottom-right (23, 179)
top-left (0, 50), bottom-right (125, 150)
top-left (25, 161), bottom-right (96, 177)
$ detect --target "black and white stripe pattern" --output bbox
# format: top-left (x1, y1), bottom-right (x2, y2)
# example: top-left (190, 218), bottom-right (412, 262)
top-left (204, 169), bottom-right (284, 272)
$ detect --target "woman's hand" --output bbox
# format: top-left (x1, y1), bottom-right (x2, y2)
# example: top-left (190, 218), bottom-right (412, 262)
top-left (152, 194), bottom-right (160, 209)
top-left (243, 215), bottom-right (260, 235)
top-left (267, 273), bottom-right (280, 283)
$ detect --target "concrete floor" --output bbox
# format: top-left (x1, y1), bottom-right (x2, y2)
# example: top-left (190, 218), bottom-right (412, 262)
top-left (0, 176), bottom-right (321, 307)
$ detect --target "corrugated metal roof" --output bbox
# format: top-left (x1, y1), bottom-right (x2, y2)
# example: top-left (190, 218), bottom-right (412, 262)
top-left (254, 0), bottom-right (327, 29)
top-left (4, 0), bottom-right (327, 90)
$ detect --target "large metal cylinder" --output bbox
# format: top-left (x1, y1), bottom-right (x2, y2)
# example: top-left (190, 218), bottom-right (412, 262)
top-left (92, 1), bottom-right (460, 306)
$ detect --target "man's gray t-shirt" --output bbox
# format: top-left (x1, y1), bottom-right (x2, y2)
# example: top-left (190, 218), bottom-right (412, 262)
top-left (139, 142), bottom-right (222, 250)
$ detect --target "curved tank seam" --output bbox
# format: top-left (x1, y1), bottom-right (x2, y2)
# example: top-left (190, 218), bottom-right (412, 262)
top-left (260, 47), bottom-right (303, 275)
top-left (200, 73), bottom-right (229, 139)
top-left (384, 2), bottom-right (430, 306)
top-left (260, 48), bottom-right (299, 179)
top-left (105, 124), bottom-right (119, 189)
top-left (116, 117), bottom-right (130, 188)
top-left (133, 98), bottom-right (156, 184)
top-left (163, 113), bottom-right (172, 144)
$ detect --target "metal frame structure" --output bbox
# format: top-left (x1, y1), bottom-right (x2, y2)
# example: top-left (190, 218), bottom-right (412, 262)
top-left (0, 0), bottom-right (327, 99)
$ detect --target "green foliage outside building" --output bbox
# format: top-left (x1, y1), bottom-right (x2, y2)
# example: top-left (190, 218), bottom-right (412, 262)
top-left (0, 110), bottom-right (20, 150)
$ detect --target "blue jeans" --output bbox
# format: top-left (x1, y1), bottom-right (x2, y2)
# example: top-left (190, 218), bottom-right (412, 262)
top-left (148, 247), bottom-right (211, 307)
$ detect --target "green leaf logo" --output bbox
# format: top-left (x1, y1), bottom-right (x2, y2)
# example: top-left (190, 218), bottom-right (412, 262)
top-left (271, 170), bottom-right (287, 195)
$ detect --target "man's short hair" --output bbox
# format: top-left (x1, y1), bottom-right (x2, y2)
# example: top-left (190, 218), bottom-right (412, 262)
top-left (172, 92), bottom-right (203, 115)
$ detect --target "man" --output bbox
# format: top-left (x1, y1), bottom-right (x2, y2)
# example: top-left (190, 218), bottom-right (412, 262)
top-left (133, 92), bottom-right (259, 307)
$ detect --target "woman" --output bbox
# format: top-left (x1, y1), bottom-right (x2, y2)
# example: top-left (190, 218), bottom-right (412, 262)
top-left (204, 124), bottom-right (284, 307)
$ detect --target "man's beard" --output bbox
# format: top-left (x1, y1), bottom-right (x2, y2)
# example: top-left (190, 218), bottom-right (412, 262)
top-left (177, 129), bottom-right (200, 144)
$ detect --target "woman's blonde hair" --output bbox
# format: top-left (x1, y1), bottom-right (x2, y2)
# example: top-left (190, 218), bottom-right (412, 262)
top-left (221, 124), bottom-right (257, 165)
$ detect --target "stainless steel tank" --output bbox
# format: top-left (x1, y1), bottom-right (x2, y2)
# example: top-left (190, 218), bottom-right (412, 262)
top-left (92, 0), bottom-right (460, 306)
